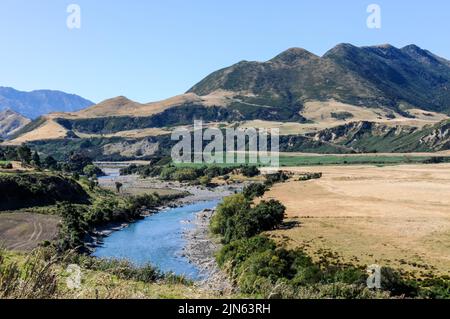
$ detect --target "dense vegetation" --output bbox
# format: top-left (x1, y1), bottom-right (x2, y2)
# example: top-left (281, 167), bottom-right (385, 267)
top-left (120, 162), bottom-right (260, 185)
top-left (210, 194), bottom-right (286, 244)
top-left (0, 173), bottom-right (90, 211)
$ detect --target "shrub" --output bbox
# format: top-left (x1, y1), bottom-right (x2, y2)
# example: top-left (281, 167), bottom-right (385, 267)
top-left (159, 166), bottom-right (178, 180)
top-left (17, 145), bottom-right (32, 164)
top-left (298, 172), bottom-right (322, 181)
top-left (63, 153), bottom-right (93, 174)
top-left (240, 165), bottom-right (260, 177)
top-left (83, 164), bottom-right (105, 178)
top-left (120, 164), bottom-right (138, 175)
top-left (249, 200), bottom-right (286, 232)
top-left (265, 171), bottom-right (289, 185)
top-left (216, 236), bottom-right (276, 269)
top-left (43, 156), bottom-right (58, 170)
top-left (171, 168), bottom-right (198, 182)
top-left (0, 173), bottom-right (89, 211)
top-left (56, 203), bottom-right (87, 252)
top-left (199, 175), bottom-right (212, 186)
top-left (211, 194), bottom-right (285, 243)
top-left (243, 183), bottom-right (267, 199)
top-left (210, 194), bottom-right (250, 237)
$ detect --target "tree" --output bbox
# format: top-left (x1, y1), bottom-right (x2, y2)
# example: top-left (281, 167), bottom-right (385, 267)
top-left (243, 183), bottom-right (267, 199)
top-left (211, 194), bottom-right (286, 243)
top-left (88, 178), bottom-right (98, 191)
top-left (210, 194), bottom-right (250, 238)
top-left (115, 182), bottom-right (123, 193)
top-left (66, 152), bottom-right (93, 173)
top-left (44, 156), bottom-right (58, 170)
top-left (17, 145), bottom-right (32, 164)
top-left (249, 200), bottom-right (286, 232)
top-left (57, 202), bottom-right (86, 252)
top-left (31, 151), bottom-right (41, 167)
top-left (83, 164), bottom-right (104, 178)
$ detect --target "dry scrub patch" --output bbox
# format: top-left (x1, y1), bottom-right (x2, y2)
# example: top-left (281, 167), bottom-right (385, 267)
top-left (261, 164), bottom-right (450, 276)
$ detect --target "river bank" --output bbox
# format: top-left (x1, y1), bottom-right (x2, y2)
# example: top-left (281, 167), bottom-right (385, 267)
top-left (183, 208), bottom-right (236, 294)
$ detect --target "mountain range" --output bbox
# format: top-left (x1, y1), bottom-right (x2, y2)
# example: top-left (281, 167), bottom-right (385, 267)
top-left (0, 87), bottom-right (94, 119)
top-left (3, 43), bottom-right (450, 158)
top-left (191, 44), bottom-right (450, 115)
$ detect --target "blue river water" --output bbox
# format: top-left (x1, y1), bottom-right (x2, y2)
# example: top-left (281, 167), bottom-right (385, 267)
top-left (92, 199), bottom-right (220, 280)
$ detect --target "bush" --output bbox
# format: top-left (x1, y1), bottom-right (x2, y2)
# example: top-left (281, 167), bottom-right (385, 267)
top-left (63, 153), bottom-right (93, 174)
top-left (171, 168), bottom-right (198, 182)
top-left (298, 172), bottom-right (322, 181)
top-left (199, 175), bottom-right (212, 186)
top-left (265, 171), bottom-right (290, 185)
top-left (159, 166), bottom-right (178, 180)
top-left (216, 236), bottom-right (276, 269)
top-left (243, 183), bottom-right (267, 199)
top-left (210, 194), bottom-right (285, 243)
top-left (240, 165), bottom-right (260, 177)
top-left (120, 164), bottom-right (139, 175)
top-left (43, 156), bottom-right (58, 170)
top-left (249, 200), bottom-right (286, 232)
top-left (83, 164), bottom-right (105, 178)
top-left (210, 194), bottom-right (250, 237)
top-left (216, 235), bottom-right (374, 298)
top-left (56, 203), bottom-right (87, 252)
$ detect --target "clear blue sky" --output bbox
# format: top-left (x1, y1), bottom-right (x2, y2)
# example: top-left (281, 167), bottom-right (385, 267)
top-left (0, 0), bottom-right (449, 103)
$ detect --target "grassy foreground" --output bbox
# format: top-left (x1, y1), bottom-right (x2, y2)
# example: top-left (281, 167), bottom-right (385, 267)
top-left (0, 249), bottom-right (227, 299)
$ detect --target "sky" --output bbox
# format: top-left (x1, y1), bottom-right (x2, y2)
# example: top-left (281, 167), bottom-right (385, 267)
top-left (0, 0), bottom-right (449, 103)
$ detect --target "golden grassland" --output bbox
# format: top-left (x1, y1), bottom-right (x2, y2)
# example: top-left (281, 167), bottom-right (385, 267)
top-left (261, 164), bottom-right (450, 277)
top-left (5, 97), bottom-right (449, 145)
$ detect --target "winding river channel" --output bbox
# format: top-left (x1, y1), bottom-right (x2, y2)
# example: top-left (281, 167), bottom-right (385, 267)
top-left (92, 200), bottom-right (219, 280)
top-left (92, 163), bottom-right (228, 281)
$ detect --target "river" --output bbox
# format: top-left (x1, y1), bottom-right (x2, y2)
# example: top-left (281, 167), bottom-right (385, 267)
top-left (92, 164), bottom-right (228, 281)
top-left (92, 199), bottom-right (220, 280)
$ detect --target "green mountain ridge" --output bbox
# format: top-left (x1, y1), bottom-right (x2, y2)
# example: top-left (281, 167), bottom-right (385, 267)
top-left (189, 43), bottom-right (450, 114)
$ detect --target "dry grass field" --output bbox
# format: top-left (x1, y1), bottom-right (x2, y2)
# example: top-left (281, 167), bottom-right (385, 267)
top-left (261, 164), bottom-right (450, 277)
top-left (0, 213), bottom-right (60, 251)
top-left (6, 119), bottom-right (68, 145)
